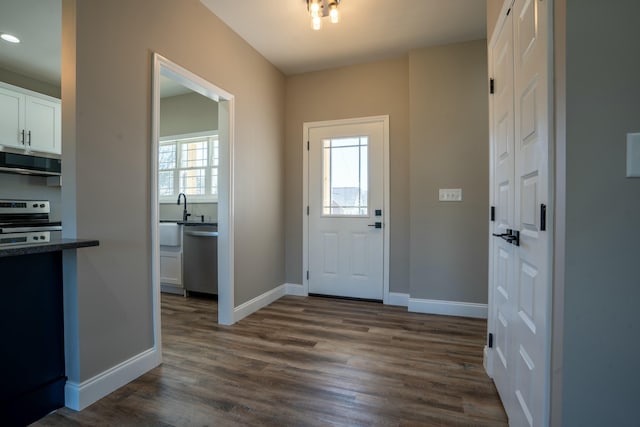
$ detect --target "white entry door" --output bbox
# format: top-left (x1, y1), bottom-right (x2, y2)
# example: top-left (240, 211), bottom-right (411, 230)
top-left (307, 119), bottom-right (385, 300)
top-left (488, 0), bottom-right (551, 425)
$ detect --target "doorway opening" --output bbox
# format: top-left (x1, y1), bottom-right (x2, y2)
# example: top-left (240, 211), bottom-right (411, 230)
top-left (302, 116), bottom-right (390, 302)
top-left (151, 53), bottom-right (236, 359)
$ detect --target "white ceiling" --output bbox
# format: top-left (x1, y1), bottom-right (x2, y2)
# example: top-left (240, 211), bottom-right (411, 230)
top-left (200, 0), bottom-right (487, 75)
top-left (160, 75), bottom-right (195, 98)
top-left (0, 0), bottom-right (486, 85)
top-left (0, 0), bottom-right (61, 85)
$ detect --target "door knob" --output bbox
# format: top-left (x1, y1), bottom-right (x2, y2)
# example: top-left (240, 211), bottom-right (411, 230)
top-left (492, 229), bottom-right (519, 246)
top-left (368, 222), bottom-right (382, 229)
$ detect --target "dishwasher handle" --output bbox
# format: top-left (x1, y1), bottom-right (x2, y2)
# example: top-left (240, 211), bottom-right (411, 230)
top-left (184, 230), bottom-right (218, 238)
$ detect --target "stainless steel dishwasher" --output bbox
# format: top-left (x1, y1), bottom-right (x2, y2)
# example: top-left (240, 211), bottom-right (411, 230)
top-left (183, 225), bottom-right (218, 295)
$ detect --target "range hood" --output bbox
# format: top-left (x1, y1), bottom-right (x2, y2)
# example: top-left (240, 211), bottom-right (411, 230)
top-left (0, 151), bottom-right (61, 176)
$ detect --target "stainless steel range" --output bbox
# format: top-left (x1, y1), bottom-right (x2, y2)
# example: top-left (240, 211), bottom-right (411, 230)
top-left (0, 200), bottom-right (62, 246)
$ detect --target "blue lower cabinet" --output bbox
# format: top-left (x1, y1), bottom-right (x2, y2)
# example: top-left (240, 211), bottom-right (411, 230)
top-left (0, 251), bottom-right (66, 426)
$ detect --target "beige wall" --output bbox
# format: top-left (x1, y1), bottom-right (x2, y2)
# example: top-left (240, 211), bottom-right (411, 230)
top-left (285, 40), bottom-right (489, 305)
top-left (409, 40), bottom-right (489, 302)
top-left (284, 57), bottom-right (411, 292)
top-left (486, 0), bottom-right (504, 40)
top-left (559, 0), bottom-right (640, 424)
top-left (160, 92), bottom-right (218, 137)
top-left (63, 0), bottom-right (285, 381)
top-left (0, 67), bottom-right (61, 98)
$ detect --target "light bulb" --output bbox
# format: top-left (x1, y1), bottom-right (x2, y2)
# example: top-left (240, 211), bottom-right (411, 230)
top-left (310, 0), bottom-right (320, 16)
top-left (329, 4), bottom-right (339, 24)
top-left (0, 33), bottom-right (20, 43)
top-left (312, 15), bottom-right (322, 31)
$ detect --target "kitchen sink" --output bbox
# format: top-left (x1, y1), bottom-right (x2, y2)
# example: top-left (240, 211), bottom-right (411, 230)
top-left (159, 222), bottom-right (181, 246)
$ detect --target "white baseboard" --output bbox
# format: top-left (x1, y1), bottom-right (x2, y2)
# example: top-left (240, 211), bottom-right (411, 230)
top-left (408, 298), bottom-right (488, 319)
top-left (285, 283), bottom-right (307, 296)
top-left (160, 284), bottom-right (184, 295)
top-left (233, 284), bottom-right (287, 323)
top-left (386, 292), bottom-right (409, 307)
top-left (65, 347), bottom-right (160, 411)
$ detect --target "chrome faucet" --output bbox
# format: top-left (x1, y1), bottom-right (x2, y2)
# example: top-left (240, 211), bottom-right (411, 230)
top-left (177, 192), bottom-right (190, 222)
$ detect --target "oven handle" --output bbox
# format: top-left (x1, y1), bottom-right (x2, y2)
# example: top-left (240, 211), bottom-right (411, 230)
top-left (0, 225), bottom-right (62, 233)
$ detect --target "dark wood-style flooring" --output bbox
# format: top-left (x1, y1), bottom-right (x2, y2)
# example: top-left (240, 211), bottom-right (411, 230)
top-left (35, 294), bottom-right (507, 426)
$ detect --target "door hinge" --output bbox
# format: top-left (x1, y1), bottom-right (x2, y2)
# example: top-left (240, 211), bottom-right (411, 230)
top-left (490, 206), bottom-right (495, 222)
top-left (306, 205), bottom-right (309, 216)
top-left (540, 204), bottom-right (547, 231)
top-left (307, 140), bottom-right (310, 151)
top-left (306, 270), bottom-right (309, 280)
top-left (490, 78), bottom-right (495, 94)
top-left (488, 333), bottom-right (494, 349)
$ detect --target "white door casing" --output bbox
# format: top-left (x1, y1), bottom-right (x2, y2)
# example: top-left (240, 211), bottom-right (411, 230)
top-left (487, 0), bottom-right (552, 426)
top-left (490, 3), bottom-right (516, 415)
top-left (151, 52), bottom-right (236, 341)
top-left (304, 117), bottom-right (389, 301)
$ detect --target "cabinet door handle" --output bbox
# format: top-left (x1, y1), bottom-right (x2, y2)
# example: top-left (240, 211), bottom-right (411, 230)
top-left (21, 129), bottom-right (25, 145)
top-left (28, 130), bottom-right (31, 146)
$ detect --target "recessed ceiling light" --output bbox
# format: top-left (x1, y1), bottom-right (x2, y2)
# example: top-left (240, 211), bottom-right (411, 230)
top-left (1, 33), bottom-right (20, 44)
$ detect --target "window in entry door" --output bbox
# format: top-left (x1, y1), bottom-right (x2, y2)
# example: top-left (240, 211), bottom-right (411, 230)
top-left (322, 136), bottom-right (368, 216)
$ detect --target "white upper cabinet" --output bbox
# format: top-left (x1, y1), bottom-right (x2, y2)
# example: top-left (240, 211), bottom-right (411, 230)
top-left (0, 86), bottom-right (26, 148)
top-left (0, 82), bottom-right (61, 155)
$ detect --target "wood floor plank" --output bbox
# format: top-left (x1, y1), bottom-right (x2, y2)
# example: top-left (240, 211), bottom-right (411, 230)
top-left (34, 294), bottom-right (507, 426)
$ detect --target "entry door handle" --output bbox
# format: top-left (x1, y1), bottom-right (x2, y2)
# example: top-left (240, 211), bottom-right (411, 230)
top-left (492, 229), bottom-right (520, 246)
top-left (368, 222), bottom-right (382, 229)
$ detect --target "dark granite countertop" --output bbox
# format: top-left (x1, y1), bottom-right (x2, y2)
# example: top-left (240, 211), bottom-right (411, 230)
top-left (0, 239), bottom-right (100, 258)
top-left (160, 220), bottom-right (218, 227)
top-left (180, 222), bottom-right (217, 227)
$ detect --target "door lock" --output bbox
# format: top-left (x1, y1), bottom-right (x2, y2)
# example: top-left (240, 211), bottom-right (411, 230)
top-left (368, 222), bottom-right (382, 229)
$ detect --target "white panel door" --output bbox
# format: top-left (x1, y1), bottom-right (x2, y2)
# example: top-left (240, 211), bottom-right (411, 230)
top-left (308, 121), bottom-right (384, 300)
top-left (512, 0), bottom-right (550, 425)
top-left (488, 0), bottom-right (551, 426)
top-left (490, 5), bottom-right (516, 415)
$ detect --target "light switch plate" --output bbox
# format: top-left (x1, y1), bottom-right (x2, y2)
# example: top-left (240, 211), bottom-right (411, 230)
top-left (627, 133), bottom-right (640, 177)
top-left (439, 188), bottom-right (462, 202)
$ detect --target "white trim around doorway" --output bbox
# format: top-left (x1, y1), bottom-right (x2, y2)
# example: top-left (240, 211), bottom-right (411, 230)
top-left (151, 53), bottom-right (236, 342)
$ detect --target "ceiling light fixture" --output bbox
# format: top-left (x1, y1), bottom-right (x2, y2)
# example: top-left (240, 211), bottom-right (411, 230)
top-left (307, 0), bottom-right (340, 31)
top-left (1, 33), bottom-right (20, 44)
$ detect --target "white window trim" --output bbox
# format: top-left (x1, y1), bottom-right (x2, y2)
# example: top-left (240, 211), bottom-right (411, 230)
top-left (159, 130), bottom-right (219, 203)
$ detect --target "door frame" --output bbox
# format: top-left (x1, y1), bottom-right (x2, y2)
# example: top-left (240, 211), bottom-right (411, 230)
top-left (302, 116), bottom-right (390, 303)
top-left (151, 52), bottom-right (236, 357)
top-left (484, 0), bottom-right (515, 379)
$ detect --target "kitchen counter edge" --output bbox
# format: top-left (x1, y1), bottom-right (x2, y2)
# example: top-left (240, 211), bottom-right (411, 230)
top-left (160, 220), bottom-right (218, 227)
top-left (0, 239), bottom-right (100, 258)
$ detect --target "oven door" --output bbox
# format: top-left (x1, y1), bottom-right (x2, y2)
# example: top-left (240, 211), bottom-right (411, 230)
top-left (0, 227), bottom-right (62, 247)
top-left (0, 231), bottom-right (51, 246)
